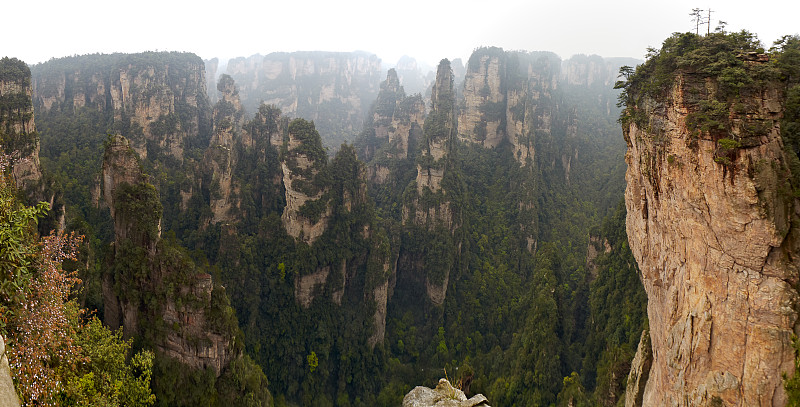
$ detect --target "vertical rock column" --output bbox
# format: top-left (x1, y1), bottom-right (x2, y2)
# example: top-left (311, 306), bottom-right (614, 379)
top-left (624, 72), bottom-right (800, 405)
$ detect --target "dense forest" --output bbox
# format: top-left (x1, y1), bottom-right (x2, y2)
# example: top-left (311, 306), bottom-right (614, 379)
top-left (0, 45), bottom-right (654, 406)
top-left (29, 29), bottom-right (800, 404)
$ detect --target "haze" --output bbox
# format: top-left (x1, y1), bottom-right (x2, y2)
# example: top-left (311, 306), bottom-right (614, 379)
top-left (6, 0), bottom-right (800, 67)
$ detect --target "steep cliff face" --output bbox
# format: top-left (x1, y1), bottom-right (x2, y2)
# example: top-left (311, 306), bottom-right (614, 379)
top-left (32, 52), bottom-right (211, 163)
top-left (621, 33), bottom-right (800, 406)
top-left (226, 51), bottom-right (382, 149)
top-left (0, 57), bottom-right (42, 189)
top-left (205, 74), bottom-right (246, 223)
top-left (278, 126), bottom-right (392, 345)
top-left (358, 69), bottom-right (425, 184)
top-left (204, 57), bottom-right (220, 104)
top-left (397, 59), bottom-right (461, 306)
top-left (281, 119), bottom-right (331, 244)
top-left (101, 135), bottom-right (236, 375)
top-left (459, 50), bottom-right (506, 148)
top-left (456, 49), bottom-right (567, 251)
top-left (100, 136), bottom-right (156, 250)
top-left (408, 60), bottom-right (457, 228)
top-left (458, 48), bottom-right (561, 166)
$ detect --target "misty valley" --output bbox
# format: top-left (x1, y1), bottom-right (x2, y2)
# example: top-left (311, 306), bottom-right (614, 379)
top-left (1, 28), bottom-right (800, 407)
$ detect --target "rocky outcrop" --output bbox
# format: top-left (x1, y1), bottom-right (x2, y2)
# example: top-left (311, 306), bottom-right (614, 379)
top-left (225, 51), bottom-right (382, 149)
top-left (157, 272), bottom-right (233, 375)
top-left (295, 266), bottom-right (331, 308)
top-left (459, 49), bottom-right (505, 148)
top-left (100, 135), bottom-right (155, 248)
top-left (403, 378), bottom-right (490, 407)
top-left (457, 48), bottom-right (561, 166)
top-left (623, 66), bottom-right (800, 404)
top-left (412, 59), bottom-right (456, 212)
top-left (358, 69), bottom-right (425, 184)
top-left (32, 52), bottom-right (211, 163)
top-left (0, 57), bottom-right (42, 190)
top-left (204, 57), bottom-right (219, 104)
top-left (205, 74), bottom-right (245, 223)
top-left (0, 335), bottom-right (20, 407)
top-left (368, 278), bottom-right (389, 348)
top-left (281, 119), bottom-right (331, 244)
top-left (455, 48), bottom-right (564, 251)
top-left (101, 135), bottom-right (236, 376)
top-left (586, 234), bottom-right (612, 279)
top-left (282, 139), bottom-right (392, 346)
top-left (399, 59), bottom-right (461, 306)
top-left (625, 330), bottom-right (652, 407)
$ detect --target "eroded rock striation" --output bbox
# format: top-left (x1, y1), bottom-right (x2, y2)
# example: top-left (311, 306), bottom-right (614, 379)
top-left (357, 69), bottom-right (425, 184)
top-left (32, 52), bottom-right (211, 163)
top-left (458, 47), bottom-right (561, 166)
top-left (0, 57), bottom-right (42, 189)
top-left (205, 74), bottom-right (246, 223)
top-left (397, 59), bottom-right (462, 306)
top-left (621, 37), bottom-right (800, 405)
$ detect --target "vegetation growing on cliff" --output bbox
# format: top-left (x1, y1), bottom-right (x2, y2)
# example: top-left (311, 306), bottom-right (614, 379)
top-left (0, 57), bottom-right (38, 161)
top-left (27, 47), bottom-right (641, 407)
top-left (0, 154), bottom-right (156, 406)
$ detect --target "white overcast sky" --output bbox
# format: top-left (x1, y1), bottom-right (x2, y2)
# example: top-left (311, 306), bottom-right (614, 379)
top-left (5, 0), bottom-right (799, 68)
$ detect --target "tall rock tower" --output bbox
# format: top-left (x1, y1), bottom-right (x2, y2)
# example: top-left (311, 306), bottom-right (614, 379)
top-left (0, 57), bottom-right (42, 189)
top-left (620, 33), bottom-right (800, 406)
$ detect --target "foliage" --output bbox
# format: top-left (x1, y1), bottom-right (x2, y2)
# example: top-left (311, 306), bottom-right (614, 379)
top-left (30, 43), bottom-right (643, 407)
top-left (61, 318), bottom-right (156, 407)
top-left (0, 58), bottom-right (38, 161)
top-left (580, 201), bottom-right (647, 404)
top-left (113, 182), bottom-right (163, 245)
top-left (616, 30), bottom-right (770, 130)
top-left (0, 158), bottom-right (155, 406)
top-left (0, 57), bottom-right (31, 86)
top-left (0, 156), bottom-right (49, 331)
top-left (6, 230), bottom-right (84, 406)
top-left (783, 335), bottom-right (800, 404)
top-left (286, 118), bottom-right (327, 169)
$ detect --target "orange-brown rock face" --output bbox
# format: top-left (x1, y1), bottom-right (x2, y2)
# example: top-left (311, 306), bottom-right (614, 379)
top-left (624, 72), bottom-right (800, 405)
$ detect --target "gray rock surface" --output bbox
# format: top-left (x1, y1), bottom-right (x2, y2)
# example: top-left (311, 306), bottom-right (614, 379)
top-left (0, 335), bottom-right (21, 407)
top-left (403, 378), bottom-right (490, 407)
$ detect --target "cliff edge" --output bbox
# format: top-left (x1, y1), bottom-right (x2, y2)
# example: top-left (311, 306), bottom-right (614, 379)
top-left (619, 32), bottom-right (800, 406)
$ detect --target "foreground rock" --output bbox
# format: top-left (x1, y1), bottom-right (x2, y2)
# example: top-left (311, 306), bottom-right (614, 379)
top-left (0, 336), bottom-right (20, 407)
top-left (403, 379), bottom-right (490, 407)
